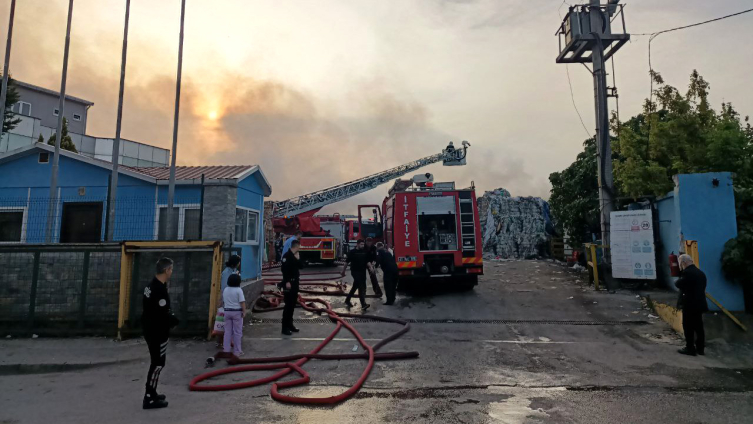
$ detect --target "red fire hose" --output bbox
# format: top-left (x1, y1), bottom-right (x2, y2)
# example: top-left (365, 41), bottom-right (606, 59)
top-left (189, 277), bottom-right (418, 404)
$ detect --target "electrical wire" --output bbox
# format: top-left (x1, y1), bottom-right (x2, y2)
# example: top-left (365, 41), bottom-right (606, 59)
top-left (642, 7), bottom-right (753, 162)
top-left (558, 0), bottom-right (593, 140)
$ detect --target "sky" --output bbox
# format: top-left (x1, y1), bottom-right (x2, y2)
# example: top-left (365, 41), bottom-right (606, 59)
top-left (1, 0), bottom-right (752, 214)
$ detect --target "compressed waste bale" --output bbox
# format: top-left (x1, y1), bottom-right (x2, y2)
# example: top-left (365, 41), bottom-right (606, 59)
top-left (478, 188), bottom-right (555, 259)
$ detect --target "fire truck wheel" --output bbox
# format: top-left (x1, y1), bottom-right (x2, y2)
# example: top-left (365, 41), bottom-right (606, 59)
top-left (459, 275), bottom-right (478, 291)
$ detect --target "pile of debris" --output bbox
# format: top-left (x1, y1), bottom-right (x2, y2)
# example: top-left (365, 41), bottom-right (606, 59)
top-left (478, 188), bottom-right (555, 259)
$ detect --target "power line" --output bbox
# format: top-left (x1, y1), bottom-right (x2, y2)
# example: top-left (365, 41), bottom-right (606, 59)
top-left (642, 7), bottom-right (753, 164)
top-left (557, 1), bottom-right (592, 139)
top-left (566, 64), bottom-right (593, 139)
top-left (634, 7), bottom-right (753, 38)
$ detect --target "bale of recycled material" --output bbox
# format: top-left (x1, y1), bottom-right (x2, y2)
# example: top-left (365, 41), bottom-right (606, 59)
top-left (478, 188), bottom-right (555, 259)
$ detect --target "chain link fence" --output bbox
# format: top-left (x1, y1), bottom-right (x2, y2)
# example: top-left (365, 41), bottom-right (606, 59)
top-left (0, 196), bottom-right (202, 243)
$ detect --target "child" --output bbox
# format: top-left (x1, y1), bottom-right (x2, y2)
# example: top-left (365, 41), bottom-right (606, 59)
top-left (222, 274), bottom-right (246, 356)
top-left (216, 255), bottom-right (241, 348)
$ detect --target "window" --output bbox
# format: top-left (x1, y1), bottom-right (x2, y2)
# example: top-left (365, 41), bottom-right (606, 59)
top-left (235, 208), bottom-right (259, 244)
top-left (53, 108), bottom-right (59, 116)
top-left (73, 114), bottom-right (82, 121)
top-left (0, 210), bottom-right (25, 243)
top-left (39, 152), bottom-right (49, 163)
top-left (157, 205), bottom-right (200, 240)
top-left (13, 101), bottom-right (31, 116)
top-left (183, 209), bottom-right (200, 240)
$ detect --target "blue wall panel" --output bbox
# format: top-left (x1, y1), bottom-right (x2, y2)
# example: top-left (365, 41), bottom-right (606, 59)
top-left (236, 175), bottom-right (265, 280)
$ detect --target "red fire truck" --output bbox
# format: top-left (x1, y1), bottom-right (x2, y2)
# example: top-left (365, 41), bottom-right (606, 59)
top-left (273, 214), bottom-right (339, 266)
top-left (360, 175), bottom-right (483, 287)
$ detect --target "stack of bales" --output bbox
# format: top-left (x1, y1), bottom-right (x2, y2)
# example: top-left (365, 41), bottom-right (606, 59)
top-left (477, 188), bottom-right (555, 259)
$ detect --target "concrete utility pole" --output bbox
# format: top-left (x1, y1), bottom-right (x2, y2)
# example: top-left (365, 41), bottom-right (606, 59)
top-left (166, 0), bottom-right (186, 240)
top-left (46, 0), bottom-right (75, 243)
top-left (0, 0), bottom-right (16, 142)
top-left (589, 0), bottom-right (615, 255)
top-left (106, 0), bottom-right (131, 242)
top-left (555, 0), bottom-right (629, 288)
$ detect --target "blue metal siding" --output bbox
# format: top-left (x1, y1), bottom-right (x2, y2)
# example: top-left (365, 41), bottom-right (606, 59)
top-left (675, 172), bottom-right (742, 311)
top-left (236, 175), bottom-right (265, 279)
top-left (0, 153), bottom-right (156, 242)
top-left (656, 193), bottom-right (679, 289)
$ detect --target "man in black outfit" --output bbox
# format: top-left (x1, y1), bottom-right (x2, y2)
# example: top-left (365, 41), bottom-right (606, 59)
top-left (365, 237), bottom-right (384, 298)
top-left (142, 257), bottom-right (180, 409)
top-left (375, 242), bottom-right (399, 305)
top-left (675, 254), bottom-right (708, 356)
top-left (341, 239), bottom-right (370, 311)
top-left (280, 240), bottom-right (302, 336)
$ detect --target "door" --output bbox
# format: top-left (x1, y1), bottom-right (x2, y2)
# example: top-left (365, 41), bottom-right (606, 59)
top-left (60, 202), bottom-right (103, 243)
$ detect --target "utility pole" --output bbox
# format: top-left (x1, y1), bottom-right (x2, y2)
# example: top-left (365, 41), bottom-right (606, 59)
top-left (589, 0), bottom-right (614, 257)
top-left (106, 0), bottom-right (131, 242)
top-left (555, 0), bottom-right (629, 288)
top-left (46, 0), bottom-right (75, 243)
top-left (166, 0), bottom-right (186, 240)
top-left (0, 0), bottom-right (16, 142)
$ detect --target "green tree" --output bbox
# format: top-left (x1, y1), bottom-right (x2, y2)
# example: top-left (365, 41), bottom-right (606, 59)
top-left (1, 74), bottom-right (22, 133)
top-left (549, 138), bottom-right (600, 247)
top-left (611, 70), bottom-right (751, 198)
top-left (46, 117), bottom-right (78, 153)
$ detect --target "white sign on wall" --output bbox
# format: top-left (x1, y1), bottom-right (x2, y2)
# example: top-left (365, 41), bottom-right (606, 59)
top-left (610, 209), bottom-right (657, 280)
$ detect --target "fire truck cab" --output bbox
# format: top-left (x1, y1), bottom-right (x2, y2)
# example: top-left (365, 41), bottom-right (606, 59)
top-left (380, 175), bottom-right (483, 287)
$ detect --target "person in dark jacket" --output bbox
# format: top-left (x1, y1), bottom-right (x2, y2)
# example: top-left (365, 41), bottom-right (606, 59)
top-left (341, 239), bottom-right (370, 311)
top-left (375, 242), bottom-right (399, 305)
top-left (280, 240), bottom-right (303, 335)
top-left (365, 237), bottom-right (384, 298)
top-left (141, 257), bottom-right (180, 409)
top-left (274, 233), bottom-right (284, 263)
top-left (675, 254), bottom-right (708, 356)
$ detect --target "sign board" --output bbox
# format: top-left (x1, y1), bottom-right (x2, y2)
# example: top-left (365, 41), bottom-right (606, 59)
top-left (610, 210), bottom-right (656, 280)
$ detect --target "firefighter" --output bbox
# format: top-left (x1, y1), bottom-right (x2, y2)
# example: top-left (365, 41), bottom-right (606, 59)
top-left (364, 237), bottom-right (384, 298)
top-left (279, 239), bottom-right (303, 335)
top-left (141, 257), bottom-right (180, 410)
top-left (341, 239), bottom-right (370, 311)
top-left (375, 242), bottom-right (399, 305)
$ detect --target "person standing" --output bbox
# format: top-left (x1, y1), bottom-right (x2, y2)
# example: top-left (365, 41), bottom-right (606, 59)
top-left (675, 254), bottom-right (708, 356)
top-left (280, 239), bottom-right (303, 335)
top-left (365, 237), bottom-right (384, 298)
top-left (282, 231), bottom-right (303, 258)
top-left (375, 242), bottom-right (399, 305)
top-left (274, 233), bottom-right (284, 263)
top-left (222, 274), bottom-right (246, 356)
top-left (341, 239), bottom-right (370, 311)
top-left (141, 257), bottom-right (180, 410)
top-left (216, 254), bottom-right (241, 348)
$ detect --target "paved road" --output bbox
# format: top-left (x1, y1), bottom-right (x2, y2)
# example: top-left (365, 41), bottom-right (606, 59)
top-left (2, 259), bottom-right (752, 423)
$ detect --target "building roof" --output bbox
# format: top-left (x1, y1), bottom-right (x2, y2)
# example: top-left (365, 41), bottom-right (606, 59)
top-left (128, 165), bottom-right (255, 180)
top-left (0, 144), bottom-right (272, 196)
top-left (15, 80), bottom-right (95, 106)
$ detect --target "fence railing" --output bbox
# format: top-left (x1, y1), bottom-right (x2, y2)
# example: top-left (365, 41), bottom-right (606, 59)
top-left (0, 196), bottom-right (202, 244)
top-left (0, 242), bottom-right (241, 337)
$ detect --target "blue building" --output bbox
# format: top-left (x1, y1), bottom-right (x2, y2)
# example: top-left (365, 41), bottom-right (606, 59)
top-left (0, 143), bottom-right (272, 279)
top-left (656, 172), bottom-right (743, 311)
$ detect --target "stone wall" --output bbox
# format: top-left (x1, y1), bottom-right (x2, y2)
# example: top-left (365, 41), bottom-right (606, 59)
top-left (202, 184), bottom-right (237, 243)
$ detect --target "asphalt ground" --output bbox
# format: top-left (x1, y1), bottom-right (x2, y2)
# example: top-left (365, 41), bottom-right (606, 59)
top-left (1, 259), bottom-right (752, 423)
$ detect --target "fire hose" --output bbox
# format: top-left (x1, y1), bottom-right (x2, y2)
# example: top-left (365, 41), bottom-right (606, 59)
top-left (189, 274), bottom-right (418, 404)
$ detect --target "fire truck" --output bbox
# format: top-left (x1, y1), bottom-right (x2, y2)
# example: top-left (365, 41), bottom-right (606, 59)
top-left (355, 174), bottom-right (483, 287)
top-left (271, 141), bottom-right (472, 267)
top-left (272, 215), bottom-right (339, 265)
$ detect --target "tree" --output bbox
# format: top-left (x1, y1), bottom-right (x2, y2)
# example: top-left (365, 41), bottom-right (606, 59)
top-left (611, 70), bottom-right (752, 198)
top-left (46, 117), bottom-right (78, 153)
top-left (1, 74), bottom-right (22, 133)
top-left (549, 138), bottom-right (600, 248)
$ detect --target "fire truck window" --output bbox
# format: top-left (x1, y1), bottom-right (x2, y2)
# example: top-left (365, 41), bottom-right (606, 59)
top-left (418, 214), bottom-right (457, 251)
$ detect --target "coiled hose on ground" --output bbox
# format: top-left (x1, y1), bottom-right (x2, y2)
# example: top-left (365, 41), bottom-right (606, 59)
top-left (188, 271), bottom-right (418, 405)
